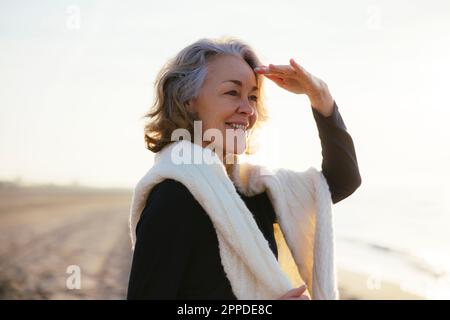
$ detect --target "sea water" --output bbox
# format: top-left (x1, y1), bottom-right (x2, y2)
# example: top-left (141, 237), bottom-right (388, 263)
top-left (334, 183), bottom-right (450, 299)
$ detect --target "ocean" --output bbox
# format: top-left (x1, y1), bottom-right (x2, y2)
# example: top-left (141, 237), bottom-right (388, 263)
top-left (334, 183), bottom-right (450, 299)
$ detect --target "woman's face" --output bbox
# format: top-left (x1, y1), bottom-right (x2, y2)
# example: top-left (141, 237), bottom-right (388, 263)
top-left (188, 54), bottom-right (259, 157)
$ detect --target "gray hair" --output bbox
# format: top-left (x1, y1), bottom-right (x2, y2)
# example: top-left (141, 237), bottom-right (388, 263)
top-left (144, 36), bottom-right (268, 153)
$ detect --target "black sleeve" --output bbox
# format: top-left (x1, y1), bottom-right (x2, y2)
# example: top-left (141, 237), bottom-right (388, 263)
top-left (127, 179), bottom-right (200, 299)
top-left (311, 101), bottom-right (362, 204)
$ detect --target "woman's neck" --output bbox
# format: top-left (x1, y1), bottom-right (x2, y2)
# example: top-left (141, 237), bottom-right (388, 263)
top-left (223, 152), bottom-right (236, 178)
top-left (198, 141), bottom-right (236, 176)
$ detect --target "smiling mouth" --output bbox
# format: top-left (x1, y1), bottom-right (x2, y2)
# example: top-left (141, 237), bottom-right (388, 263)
top-left (225, 123), bottom-right (248, 130)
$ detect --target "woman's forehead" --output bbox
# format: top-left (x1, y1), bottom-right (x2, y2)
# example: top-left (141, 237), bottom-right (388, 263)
top-left (206, 55), bottom-right (257, 86)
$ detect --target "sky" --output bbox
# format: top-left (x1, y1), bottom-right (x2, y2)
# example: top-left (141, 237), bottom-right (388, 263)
top-left (1, 0), bottom-right (449, 195)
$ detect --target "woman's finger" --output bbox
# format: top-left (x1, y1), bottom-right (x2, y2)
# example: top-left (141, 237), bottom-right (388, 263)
top-left (289, 58), bottom-right (309, 77)
top-left (254, 64), bottom-right (294, 76)
top-left (264, 74), bottom-right (286, 86)
top-left (268, 64), bottom-right (296, 76)
top-left (290, 286), bottom-right (307, 296)
top-left (254, 65), bottom-right (285, 76)
top-left (254, 65), bottom-right (269, 73)
top-left (279, 284), bottom-right (307, 299)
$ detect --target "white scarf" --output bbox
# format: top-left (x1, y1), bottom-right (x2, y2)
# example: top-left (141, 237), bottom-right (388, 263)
top-left (129, 140), bottom-right (339, 300)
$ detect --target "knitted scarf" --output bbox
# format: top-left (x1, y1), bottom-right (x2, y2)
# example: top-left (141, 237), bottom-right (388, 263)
top-left (129, 140), bottom-right (339, 300)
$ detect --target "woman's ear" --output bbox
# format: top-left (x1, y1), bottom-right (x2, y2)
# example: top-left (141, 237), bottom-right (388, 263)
top-left (185, 99), bottom-right (196, 113)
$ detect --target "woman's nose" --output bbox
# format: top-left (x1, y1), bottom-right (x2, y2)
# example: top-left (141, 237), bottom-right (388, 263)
top-left (237, 100), bottom-right (255, 116)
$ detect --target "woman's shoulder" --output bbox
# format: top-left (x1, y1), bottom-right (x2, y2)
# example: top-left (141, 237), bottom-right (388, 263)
top-left (138, 179), bottom-right (206, 229)
top-left (148, 178), bottom-right (194, 202)
top-left (144, 179), bottom-right (204, 212)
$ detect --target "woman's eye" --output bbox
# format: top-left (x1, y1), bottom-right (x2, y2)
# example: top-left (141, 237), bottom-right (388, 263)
top-left (226, 91), bottom-right (258, 102)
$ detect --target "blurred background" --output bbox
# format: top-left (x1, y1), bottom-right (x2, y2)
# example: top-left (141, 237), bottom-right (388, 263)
top-left (1, 0), bottom-right (449, 299)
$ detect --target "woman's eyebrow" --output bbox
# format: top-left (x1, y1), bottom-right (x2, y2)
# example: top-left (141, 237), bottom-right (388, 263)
top-left (222, 80), bottom-right (258, 92)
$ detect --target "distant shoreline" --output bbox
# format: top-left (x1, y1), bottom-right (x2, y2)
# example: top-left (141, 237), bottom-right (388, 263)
top-left (0, 180), bottom-right (132, 194)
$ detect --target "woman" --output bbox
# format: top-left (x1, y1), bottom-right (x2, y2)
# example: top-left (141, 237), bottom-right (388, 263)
top-left (127, 37), bottom-right (361, 300)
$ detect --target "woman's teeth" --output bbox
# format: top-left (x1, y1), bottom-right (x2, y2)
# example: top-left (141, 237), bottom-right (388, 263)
top-left (226, 123), bottom-right (247, 130)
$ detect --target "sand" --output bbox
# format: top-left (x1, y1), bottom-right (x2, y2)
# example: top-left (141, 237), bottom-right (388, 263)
top-left (0, 183), bottom-right (133, 299)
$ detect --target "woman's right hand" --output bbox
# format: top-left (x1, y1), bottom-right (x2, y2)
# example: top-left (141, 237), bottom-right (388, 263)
top-left (277, 284), bottom-right (311, 300)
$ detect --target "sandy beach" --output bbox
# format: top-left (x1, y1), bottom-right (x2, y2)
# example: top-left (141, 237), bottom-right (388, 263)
top-left (0, 183), bottom-right (425, 300)
top-left (0, 183), bottom-right (133, 299)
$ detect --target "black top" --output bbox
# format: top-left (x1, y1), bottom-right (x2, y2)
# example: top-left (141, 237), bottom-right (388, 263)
top-left (127, 101), bottom-right (361, 300)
